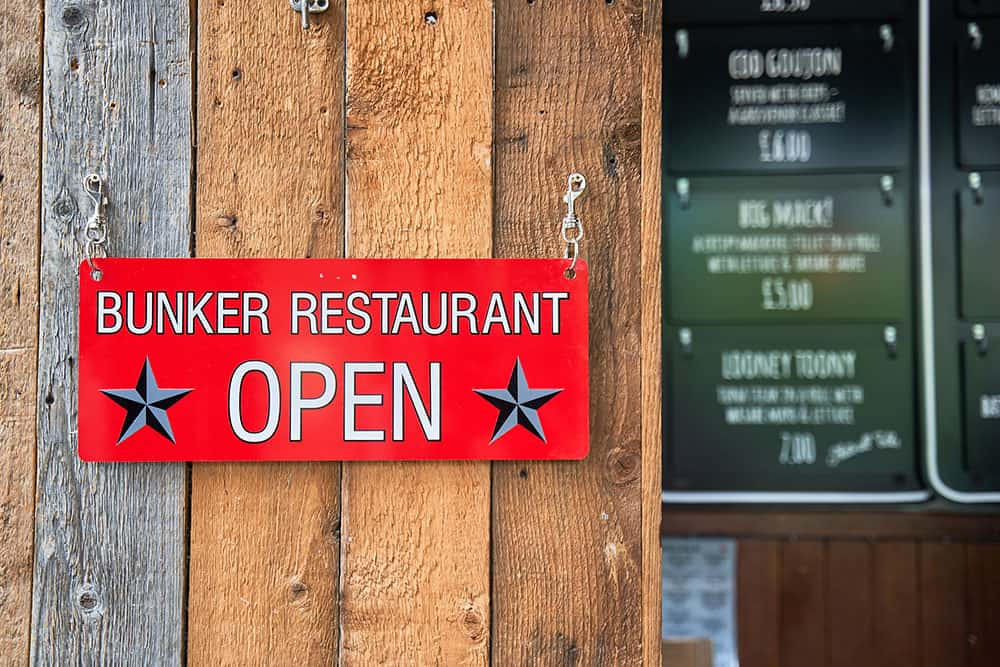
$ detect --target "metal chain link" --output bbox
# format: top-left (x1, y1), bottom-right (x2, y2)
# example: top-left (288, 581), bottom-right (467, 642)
top-left (560, 173), bottom-right (586, 277)
top-left (83, 174), bottom-right (108, 280)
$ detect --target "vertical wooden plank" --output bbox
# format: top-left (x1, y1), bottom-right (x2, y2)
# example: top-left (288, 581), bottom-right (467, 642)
top-left (492, 0), bottom-right (644, 662)
top-left (827, 541), bottom-right (874, 667)
top-left (738, 540), bottom-right (781, 667)
top-left (873, 541), bottom-right (920, 667)
top-left (188, 2), bottom-right (345, 664)
top-left (33, 0), bottom-right (191, 662)
top-left (0, 6), bottom-right (41, 662)
top-left (966, 544), bottom-right (1000, 667)
top-left (340, 1), bottom-right (492, 664)
top-left (641, 1), bottom-right (664, 665)
top-left (780, 541), bottom-right (827, 667)
top-left (920, 542), bottom-right (967, 667)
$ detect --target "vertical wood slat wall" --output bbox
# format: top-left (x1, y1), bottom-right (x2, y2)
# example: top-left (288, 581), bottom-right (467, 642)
top-left (2, 0), bottom-right (659, 664)
top-left (0, 7), bottom-right (41, 661)
top-left (493, 0), bottom-right (644, 663)
top-left (188, 1), bottom-right (345, 663)
top-left (340, 1), bottom-right (493, 663)
top-left (663, 514), bottom-right (1000, 667)
top-left (32, 1), bottom-right (191, 662)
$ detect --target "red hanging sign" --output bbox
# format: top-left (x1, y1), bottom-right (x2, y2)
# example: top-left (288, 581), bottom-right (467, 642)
top-left (78, 258), bottom-right (588, 462)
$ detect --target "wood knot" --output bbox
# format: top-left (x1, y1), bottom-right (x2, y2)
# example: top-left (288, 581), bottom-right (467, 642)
top-left (61, 4), bottom-right (87, 32)
top-left (459, 606), bottom-right (486, 643)
top-left (51, 191), bottom-right (78, 224)
top-left (7, 63), bottom-right (40, 102)
top-left (215, 213), bottom-right (238, 232)
top-left (605, 446), bottom-right (639, 485)
top-left (288, 578), bottom-right (309, 601)
top-left (553, 632), bottom-right (581, 664)
top-left (75, 583), bottom-right (104, 619)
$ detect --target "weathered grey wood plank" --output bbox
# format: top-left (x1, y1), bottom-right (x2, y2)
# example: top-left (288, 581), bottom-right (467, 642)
top-left (32, 1), bottom-right (191, 663)
top-left (0, 6), bottom-right (42, 662)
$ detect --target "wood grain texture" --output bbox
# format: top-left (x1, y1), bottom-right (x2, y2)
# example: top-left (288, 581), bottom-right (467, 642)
top-left (188, 2), bottom-right (345, 664)
top-left (873, 541), bottom-right (919, 667)
top-left (662, 507), bottom-right (1000, 541)
top-left (737, 541), bottom-right (781, 667)
top-left (965, 544), bottom-right (1000, 667)
top-left (780, 541), bottom-right (826, 667)
top-left (340, 1), bottom-right (492, 663)
top-left (0, 6), bottom-right (41, 661)
top-left (827, 542), bottom-right (874, 667)
top-left (32, 0), bottom-right (191, 662)
top-left (919, 542), bottom-right (967, 667)
top-left (640, 2), bottom-right (663, 665)
top-left (491, 0), bottom-right (643, 663)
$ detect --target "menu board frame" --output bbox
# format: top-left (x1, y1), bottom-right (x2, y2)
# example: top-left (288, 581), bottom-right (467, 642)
top-left (924, 3), bottom-right (1000, 502)
top-left (662, 2), bottom-right (929, 504)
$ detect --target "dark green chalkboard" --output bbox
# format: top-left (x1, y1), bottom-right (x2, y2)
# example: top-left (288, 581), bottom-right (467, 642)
top-left (927, 7), bottom-right (1000, 502)
top-left (664, 24), bottom-right (908, 173)
top-left (667, 175), bottom-right (910, 324)
top-left (662, 5), bottom-right (925, 503)
top-left (664, 324), bottom-right (924, 498)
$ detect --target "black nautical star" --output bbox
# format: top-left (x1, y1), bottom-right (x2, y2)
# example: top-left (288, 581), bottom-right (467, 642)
top-left (101, 358), bottom-right (192, 445)
top-left (474, 358), bottom-right (562, 444)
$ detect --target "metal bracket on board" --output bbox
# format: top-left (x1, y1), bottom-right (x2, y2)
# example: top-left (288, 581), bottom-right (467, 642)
top-left (290, 0), bottom-right (329, 29)
top-left (884, 325), bottom-right (899, 358)
top-left (880, 174), bottom-right (895, 206)
top-left (968, 22), bottom-right (983, 51)
top-left (970, 172), bottom-right (984, 205)
top-left (675, 30), bottom-right (689, 59)
top-left (972, 324), bottom-right (988, 356)
top-left (676, 178), bottom-right (691, 209)
top-left (880, 24), bottom-right (894, 52)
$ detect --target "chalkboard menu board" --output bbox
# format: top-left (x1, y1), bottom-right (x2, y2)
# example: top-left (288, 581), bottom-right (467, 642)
top-left (927, 7), bottom-right (1000, 502)
top-left (666, 0), bottom-right (904, 24)
top-left (662, 3), bottom-right (927, 502)
top-left (665, 25), bottom-right (908, 173)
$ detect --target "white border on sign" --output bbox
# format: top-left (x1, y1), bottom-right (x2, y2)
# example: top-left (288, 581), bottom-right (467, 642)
top-left (662, 490), bottom-right (931, 504)
top-left (919, 0), bottom-right (1000, 503)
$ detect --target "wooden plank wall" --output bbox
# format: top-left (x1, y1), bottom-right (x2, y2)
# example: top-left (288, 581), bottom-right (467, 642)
top-left (32, 0), bottom-right (191, 663)
top-left (340, 1), bottom-right (493, 663)
top-left (641, 2), bottom-right (665, 663)
top-left (492, 0), bottom-right (644, 663)
top-left (188, 2), bottom-right (345, 663)
top-left (2, 0), bottom-right (658, 664)
top-left (0, 6), bottom-right (41, 661)
top-left (664, 512), bottom-right (1000, 667)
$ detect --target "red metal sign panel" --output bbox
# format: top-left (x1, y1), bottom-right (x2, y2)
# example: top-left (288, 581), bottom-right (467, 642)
top-left (78, 258), bottom-right (589, 462)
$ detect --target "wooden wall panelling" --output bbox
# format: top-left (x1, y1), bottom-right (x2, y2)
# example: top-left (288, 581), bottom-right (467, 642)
top-left (492, 0), bottom-right (644, 663)
top-left (965, 544), bottom-right (1000, 667)
top-left (339, 1), bottom-right (492, 663)
top-left (0, 6), bottom-right (41, 662)
top-left (827, 542), bottom-right (874, 667)
top-left (188, 2), bottom-right (345, 663)
top-left (641, 1), bottom-right (664, 664)
top-left (662, 507), bottom-right (1000, 541)
top-left (737, 540), bottom-right (781, 667)
top-left (32, 0), bottom-right (191, 662)
top-left (873, 541), bottom-right (920, 666)
top-left (779, 541), bottom-right (827, 666)
top-left (919, 542), bottom-right (968, 667)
